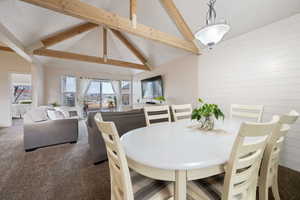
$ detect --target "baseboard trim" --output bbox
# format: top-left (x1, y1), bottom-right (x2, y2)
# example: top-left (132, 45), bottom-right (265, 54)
top-left (279, 165), bottom-right (300, 174)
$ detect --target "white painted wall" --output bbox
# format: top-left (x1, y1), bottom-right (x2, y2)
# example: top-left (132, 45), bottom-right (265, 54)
top-left (31, 58), bottom-right (45, 107)
top-left (197, 14), bottom-right (300, 171)
top-left (44, 65), bottom-right (133, 105)
top-left (11, 73), bottom-right (31, 85)
top-left (133, 54), bottom-right (199, 107)
top-left (0, 51), bottom-right (31, 127)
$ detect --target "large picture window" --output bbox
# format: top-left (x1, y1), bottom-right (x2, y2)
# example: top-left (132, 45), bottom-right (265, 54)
top-left (85, 80), bottom-right (117, 109)
top-left (61, 76), bottom-right (132, 110)
top-left (61, 76), bottom-right (76, 106)
top-left (83, 79), bottom-right (132, 110)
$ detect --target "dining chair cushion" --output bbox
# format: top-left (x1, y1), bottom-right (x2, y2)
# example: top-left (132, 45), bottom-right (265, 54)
top-left (188, 174), bottom-right (242, 200)
top-left (131, 171), bottom-right (173, 200)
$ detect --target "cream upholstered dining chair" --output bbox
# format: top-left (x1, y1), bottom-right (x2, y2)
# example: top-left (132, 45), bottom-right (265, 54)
top-left (144, 105), bottom-right (171, 126)
top-left (187, 116), bottom-right (279, 200)
top-left (171, 104), bottom-right (192, 122)
top-left (94, 113), bottom-right (173, 200)
top-left (230, 104), bottom-right (264, 122)
top-left (259, 110), bottom-right (299, 200)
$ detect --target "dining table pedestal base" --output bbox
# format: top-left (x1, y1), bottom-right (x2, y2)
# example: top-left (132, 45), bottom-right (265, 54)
top-left (175, 170), bottom-right (187, 200)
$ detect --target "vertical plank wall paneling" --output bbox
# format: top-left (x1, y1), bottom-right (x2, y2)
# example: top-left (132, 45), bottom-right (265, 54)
top-left (198, 14), bottom-right (300, 171)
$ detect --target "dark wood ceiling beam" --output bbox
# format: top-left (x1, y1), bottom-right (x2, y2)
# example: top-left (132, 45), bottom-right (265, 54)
top-left (0, 45), bottom-right (14, 52)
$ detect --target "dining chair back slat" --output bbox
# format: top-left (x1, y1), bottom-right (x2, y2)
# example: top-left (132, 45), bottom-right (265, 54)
top-left (171, 104), bottom-right (192, 121)
top-left (222, 116), bottom-right (279, 200)
top-left (230, 104), bottom-right (264, 122)
top-left (259, 110), bottom-right (299, 200)
top-left (239, 141), bottom-right (266, 157)
top-left (148, 113), bottom-right (170, 120)
top-left (144, 105), bottom-right (171, 126)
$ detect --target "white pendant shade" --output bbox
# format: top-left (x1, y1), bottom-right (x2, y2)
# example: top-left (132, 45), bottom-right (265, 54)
top-left (195, 23), bottom-right (230, 47)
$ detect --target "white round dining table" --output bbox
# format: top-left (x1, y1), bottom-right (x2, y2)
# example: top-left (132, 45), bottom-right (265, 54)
top-left (121, 119), bottom-right (242, 200)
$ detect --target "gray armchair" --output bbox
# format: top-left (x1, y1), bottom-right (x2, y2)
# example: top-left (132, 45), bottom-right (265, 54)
top-left (23, 108), bottom-right (78, 151)
top-left (87, 109), bottom-right (146, 164)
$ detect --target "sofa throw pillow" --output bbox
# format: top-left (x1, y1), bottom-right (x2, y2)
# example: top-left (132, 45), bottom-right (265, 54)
top-left (55, 107), bottom-right (71, 118)
top-left (28, 108), bottom-right (49, 122)
top-left (47, 110), bottom-right (65, 120)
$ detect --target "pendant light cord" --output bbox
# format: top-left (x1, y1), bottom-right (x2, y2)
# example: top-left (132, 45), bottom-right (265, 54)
top-left (206, 0), bottom-right (217, 25)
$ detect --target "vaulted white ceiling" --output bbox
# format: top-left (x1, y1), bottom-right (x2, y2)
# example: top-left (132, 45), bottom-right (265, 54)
top-left (1, 0), bottom-right (300, 75)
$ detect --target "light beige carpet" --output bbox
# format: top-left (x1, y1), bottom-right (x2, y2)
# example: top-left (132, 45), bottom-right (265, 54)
top-left (0, 120), bottom-right (110, 200)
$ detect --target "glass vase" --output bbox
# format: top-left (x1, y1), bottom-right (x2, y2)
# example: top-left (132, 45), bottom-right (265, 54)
top-left (200, 116), bottom-right (214, 131)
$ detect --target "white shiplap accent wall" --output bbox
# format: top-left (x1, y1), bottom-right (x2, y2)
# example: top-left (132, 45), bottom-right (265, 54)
top-left (198, 14), bottom-right (300, 172)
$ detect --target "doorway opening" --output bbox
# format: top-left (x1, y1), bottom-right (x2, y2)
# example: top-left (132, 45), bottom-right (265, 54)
top-left (11, 73), bottom-right (32, 119)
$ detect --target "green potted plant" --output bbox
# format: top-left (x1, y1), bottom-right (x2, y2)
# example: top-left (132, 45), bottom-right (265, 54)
top-left (191, 98), bottom-right (225, 131)
top-left (19, 100), bottom-right (32, 104)
top-left (50, 102), bottom-right (60, 107)
top-left (154, 96), bottom-right (166, 104)
top-left (107, 96), bottom-right (115, 108)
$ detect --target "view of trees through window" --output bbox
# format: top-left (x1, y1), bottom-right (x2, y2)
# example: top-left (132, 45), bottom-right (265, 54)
top-left (13, 85), bottom-right (32, 104)
top-left (11, 73), bottom-right (32, 104)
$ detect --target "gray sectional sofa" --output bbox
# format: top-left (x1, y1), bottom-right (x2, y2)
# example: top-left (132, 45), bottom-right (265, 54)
top-left (87, 109), bottom-right (147, 164)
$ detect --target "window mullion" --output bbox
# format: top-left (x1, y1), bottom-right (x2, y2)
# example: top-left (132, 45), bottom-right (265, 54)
top-left (100, 81), bottom-right (103, 109)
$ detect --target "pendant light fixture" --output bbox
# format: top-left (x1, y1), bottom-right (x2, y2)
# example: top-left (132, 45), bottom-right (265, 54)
top-left (195, 0), bottom-right (230, 49)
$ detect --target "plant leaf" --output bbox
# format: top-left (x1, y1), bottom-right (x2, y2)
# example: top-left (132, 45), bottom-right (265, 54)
top-left (198, 98), bottom-right (203, 103)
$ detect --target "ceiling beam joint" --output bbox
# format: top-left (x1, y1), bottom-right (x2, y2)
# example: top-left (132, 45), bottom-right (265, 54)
top-left (0, 23), bottom-right (33, 62)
